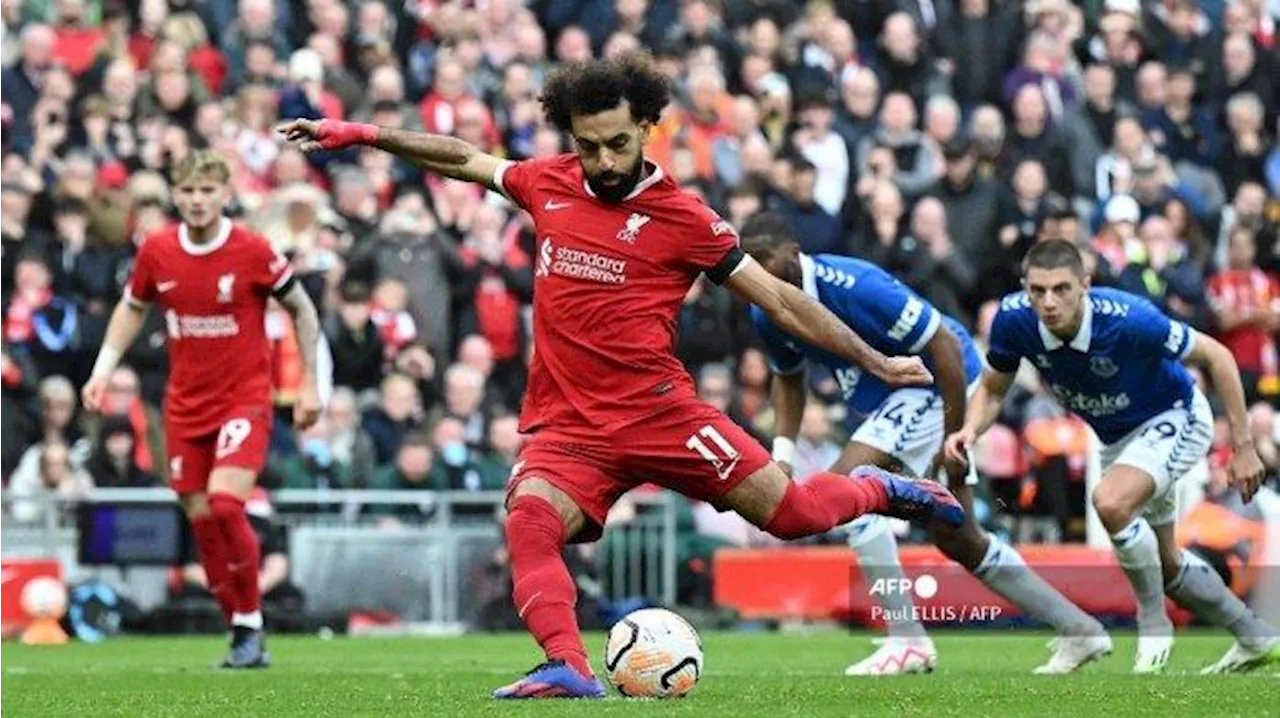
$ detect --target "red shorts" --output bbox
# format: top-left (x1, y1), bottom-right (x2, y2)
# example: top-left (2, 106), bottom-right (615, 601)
top-left (166, 406), bottom-right (273, 494)
top-left (507, 400), bottom-right (771, 542)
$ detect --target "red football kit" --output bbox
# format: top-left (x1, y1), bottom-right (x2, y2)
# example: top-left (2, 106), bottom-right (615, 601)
top-left (495, 154), bottom-right (771, 541)
top-left (127, 218), bottom-right (293, 493)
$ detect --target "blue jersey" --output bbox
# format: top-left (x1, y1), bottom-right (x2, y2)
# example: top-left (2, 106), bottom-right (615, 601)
top-left (987, 287), bottom-right (1197, 444)
top-left (750, 254), bottom-right (984, 417)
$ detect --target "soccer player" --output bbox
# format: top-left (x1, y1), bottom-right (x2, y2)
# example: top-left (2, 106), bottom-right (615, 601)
top-left (82, 151), bottom-right (322, 668)
top-left (945, 240), bottom-right (1278, 674)
top-left (280, 53), bottom-right (964, 699)
top-left (740, 214), bottom-right (1110, 675)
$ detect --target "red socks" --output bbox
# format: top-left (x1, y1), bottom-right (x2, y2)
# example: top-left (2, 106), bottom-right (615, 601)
top-left (763, 471), bottom-right (889, 540)
top-left (505, 495), bottom-right (593, 678)
top-left (208, 493), bottom-right (262, 618)
top-left (190, 515), bottom-right (235, 623)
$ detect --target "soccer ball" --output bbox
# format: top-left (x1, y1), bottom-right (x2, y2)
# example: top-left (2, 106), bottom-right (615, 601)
top-left (21, 577), bottom-right (68, 619)
top-left (603, 608), bottom-right (703, 698)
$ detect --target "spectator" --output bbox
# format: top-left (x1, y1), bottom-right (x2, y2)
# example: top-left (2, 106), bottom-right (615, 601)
top-left (1218, 93), bottom-right (1271, 197)
top-left (874, 12), bottom-right (941, 112)
top-left (1001, 84), bottom-right (1076, 198)
top-left (994, 159), bottom-right (1051, 294)
top-left (791, 91), bottom-right (849, 218)
top-left (895, 197), bottom-right (979, 324)
top-left (1206, 226), bottom-right (1280, 406)
top-left (1117, 215), bottom-right (1210, 330)
top-left (326, 281), bottom-right (385, 392)
top-left (435, 363), bottom-right (492, 450)
top-left (279, 386), bottom-right (378, 489)
top-left (697, 363), bottom-right (766, 445)
top-left (368, 432), bottom-right (438, 521)
top-left (1003, 31), bottom-right (1078, 123)
top-left (1092, 193), bottom-right (1142, 276)
top-left (1137, 61), bottom-right (1170, 114)
top-left (931, 135), bottom-right (1000, 269)
top-left (1079, 63), bottom-right (1134, 151)
top-left (1, 24), bottom-right (55, 152)
top-left (1142, 68), bottom-right (1221, 169)
top-left (429, 416), bottom-right (505, 492)
top-left (852, 180), bottom-right (907, 266)
top-left (833, 66), bottom-right (880, 154)
top-left (969, 104), bottom-right (1007, 180)
top-left (5, 254), bottom-right (84, 381)
top-left (856, 92), bottom-right (938, 202)
top-left (1214, 33), bottom-right (1273, 125)
top-left (477, 414), bottom-right (522, 483)
top-left (84, 414), bottom-right (157, 488)
top-left (946, 0), bottom-right (1020, 109)
top-left (81, 365), bottom-right (164, 476)
top-left (791, 402), bottom-right (841, 481)
top-left (8, 439), bottom-right (93, 523)
top-left (677, 276), bottom-right (741, 378)
top-left (776, 158), bottom-right (842, 256)
top-left (1217, 182), bottom-right (1278, 273)
top-left (369, 277), bottom-right (418, 363)
top-left (712, 95), bottom-right (766, 189)
top-left (362, 372), bottom-right (424, 465)
top-left (452, 204), bottom-right (533, 376)
top-left (1149, 0), bottom-right (1215, 83)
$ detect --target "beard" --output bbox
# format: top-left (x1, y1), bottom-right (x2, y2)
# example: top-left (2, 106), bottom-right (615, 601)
top-left (585, 158), bottom-right (644, 203)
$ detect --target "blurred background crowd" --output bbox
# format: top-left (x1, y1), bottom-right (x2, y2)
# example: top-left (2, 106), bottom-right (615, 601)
top-left (3, 0), bottom-right (1280, 554)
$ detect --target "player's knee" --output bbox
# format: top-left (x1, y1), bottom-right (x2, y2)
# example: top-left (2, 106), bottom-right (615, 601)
top-left (180, 492), bottom-right (211, 519)
top-left (507, 477), bottom-right (586, 540)
top-left (1091, 483), bottom-right (1138, 531)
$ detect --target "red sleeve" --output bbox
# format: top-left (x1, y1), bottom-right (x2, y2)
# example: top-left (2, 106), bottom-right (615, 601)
top-left (247, 233), bottom-right (294, 296)
top-left (126, 237), bottom-right (157, 306)
top-left (493, 158), bottom-right (546, 211)
top-left (682, 205), bottom-right (748, 284)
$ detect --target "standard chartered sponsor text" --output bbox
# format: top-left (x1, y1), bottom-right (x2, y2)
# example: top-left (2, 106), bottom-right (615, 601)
top-left (552, 247), bottom-right (627, 284)
top-left (178, 315), bottom-right (240, 338)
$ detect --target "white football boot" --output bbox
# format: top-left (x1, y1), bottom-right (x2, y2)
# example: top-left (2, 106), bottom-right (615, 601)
top-left (1033, 633), bottom-right (1114, 674)
top-left (1200, 635), bottom-right (1280, 674)
top-left (1132, 635), bottom-right (1174, 674)
top-left (844, 637), bottom-right (937, 676)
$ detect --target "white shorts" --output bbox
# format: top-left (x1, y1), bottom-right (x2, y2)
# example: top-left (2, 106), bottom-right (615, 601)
top-left (850, 386), bottom-right (979, 488)
top-left (1100, 389), bottom-right (1214, 526)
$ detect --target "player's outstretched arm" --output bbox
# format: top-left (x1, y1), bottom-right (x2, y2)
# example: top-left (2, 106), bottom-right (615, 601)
top-left (724, 260), bottom-right (933, 386)
top-left (1184, 330), bottom-right (1265, 500)
top-left (82, 298), bottom-right (148, 412)
top-left (944, 368), bottom-right (1015, 467)
top-left (769, 367), bottom-right (807, 476)
top-left (277, 282), bottom-right (323, 430)
top-left (277, 119), bottom-right (504, 192)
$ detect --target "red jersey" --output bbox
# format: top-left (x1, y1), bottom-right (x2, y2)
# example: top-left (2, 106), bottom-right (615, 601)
top-left (1206, 268), bottom-right (1280, 375)
top-left (495, 154), bottom-right (746, 434)
top-left (127, 219), bottom-right (293, 438)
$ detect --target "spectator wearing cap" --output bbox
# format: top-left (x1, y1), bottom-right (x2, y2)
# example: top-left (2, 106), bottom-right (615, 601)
top-left (1092, 193), bottom-right (1142, 275)
top-left (1118, 215), bottom-right (1210, 331)
top-left (856, 92), bottom-right (938, 202)
top-left (1141, 67), bottom-right (1221, 169)
top-left (278, 48), bottom-right (344, 126)
top-left (930, 135), bottom-right (1000, 266)
top-left (776, 158), bottom-right (843, 256)
top-left (792, 90), bottom-right (851, 218)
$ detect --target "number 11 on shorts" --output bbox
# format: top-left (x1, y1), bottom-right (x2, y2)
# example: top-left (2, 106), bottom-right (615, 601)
top-left (686, 424), bottom-right (740, 481)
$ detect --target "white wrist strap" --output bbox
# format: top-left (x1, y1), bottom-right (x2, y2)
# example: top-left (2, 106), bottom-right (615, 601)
top-left (91, 345), bottom-right (123, 379)
top-left (771, 436), bottom-right (796, 464)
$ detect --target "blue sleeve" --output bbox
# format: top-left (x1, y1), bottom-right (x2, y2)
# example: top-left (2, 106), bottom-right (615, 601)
top-left (1128, 299), bottom-right (1196, 360)
top-left (751, 309), bottom-right (805, 375)
top-left (985, 308), bottom-right (1023, 373)
top-left (855, 274), bottom-right (940, 354)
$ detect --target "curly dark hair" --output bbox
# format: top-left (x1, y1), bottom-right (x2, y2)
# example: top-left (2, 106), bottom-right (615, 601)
top-left (539, 52), bottom-right (672, 133)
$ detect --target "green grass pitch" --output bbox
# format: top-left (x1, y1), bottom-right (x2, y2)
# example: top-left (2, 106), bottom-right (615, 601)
top-left (3, 631), bottom-right (1276, 717)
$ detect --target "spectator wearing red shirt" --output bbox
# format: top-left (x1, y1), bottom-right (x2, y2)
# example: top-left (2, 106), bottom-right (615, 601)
top-left (454, 204), bottom-right (532, 388)
top-left (1207, 225), bottom-right (1280, 405)
top-left (51, 0), bottom-right (106, 77)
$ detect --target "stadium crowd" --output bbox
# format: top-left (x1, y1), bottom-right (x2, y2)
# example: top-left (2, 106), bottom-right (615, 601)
top-left (2, 0), bottom-right (1280, 544)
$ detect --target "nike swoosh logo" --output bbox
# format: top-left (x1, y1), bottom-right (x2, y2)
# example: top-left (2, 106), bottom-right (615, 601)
top-left (157, 281), bottom-right (178, 293)
top-left (544, 200), bottom-right (570, 211)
